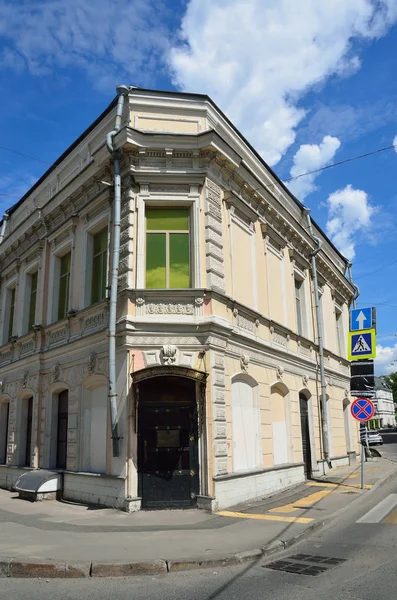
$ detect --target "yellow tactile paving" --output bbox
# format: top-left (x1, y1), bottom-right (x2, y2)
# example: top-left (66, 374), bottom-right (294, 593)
top-left (306, 481), bottom-right (372, 490)
top-left (383, 508), bottom-right (397, 524)
top-left (268, 489), bottom-right (333, 514)
top-left (217, 510), bottom-right (314, 524)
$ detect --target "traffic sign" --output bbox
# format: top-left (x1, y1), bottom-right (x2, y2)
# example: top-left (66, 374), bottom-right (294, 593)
top-left (348, 328), bottom-right (376, 361)
top-left (350, 307), bottom-right (372, 331)
top-left (351, 397), bottom-right (375, 422)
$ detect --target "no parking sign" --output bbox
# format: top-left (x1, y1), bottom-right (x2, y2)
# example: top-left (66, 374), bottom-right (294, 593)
top-left (350, 397), bottom-right (375, 422)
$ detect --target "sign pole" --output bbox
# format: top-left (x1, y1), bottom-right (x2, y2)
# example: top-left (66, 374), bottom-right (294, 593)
top-left (361, 440), bottom-right (364, 489)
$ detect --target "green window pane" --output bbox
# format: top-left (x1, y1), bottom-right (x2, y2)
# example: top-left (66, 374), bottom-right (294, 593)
top-left (60, 253), bottom-right (71, 276)
top-left (28, 272), bottom-right (38, 331)
top-left (8, 288), bottom-right (15, 341)
top-left (91, 254), bottom-right (106, 303)
top-left (169, 234), bottom-right (190, 288)
top-left (146, 209), bottom-right (189, 231)
top-left (58, 274), bottom-right (70, 321)
top-left (146, 233), bottom-right (166, 288)
top-left (93, 228), bottom-right (108, 253)
top-left (91, 230), bottom-right (108, 304)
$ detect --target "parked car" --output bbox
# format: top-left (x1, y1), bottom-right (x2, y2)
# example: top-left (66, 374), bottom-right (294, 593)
top-left (367, 430), bottom-right (383, 446)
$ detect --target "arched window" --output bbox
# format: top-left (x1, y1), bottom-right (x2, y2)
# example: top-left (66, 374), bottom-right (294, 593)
top-left (81, 383), bottom-right (108, 473)
top-left (231, 376), bottom-right (261, 472)
top-left (270, 383), bottom-right (291, 466)
top-left (0, 399), bottom-right (10, 464)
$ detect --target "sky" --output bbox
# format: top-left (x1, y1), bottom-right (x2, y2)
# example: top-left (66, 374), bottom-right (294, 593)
top-left (0, 0), bottom-right (397, 374)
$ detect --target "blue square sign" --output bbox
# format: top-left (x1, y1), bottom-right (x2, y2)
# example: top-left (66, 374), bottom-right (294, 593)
top-left (350, 307), bottom-right (372, 331)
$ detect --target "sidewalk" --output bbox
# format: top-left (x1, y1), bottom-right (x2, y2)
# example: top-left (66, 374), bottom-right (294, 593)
top-left (0, 457), bottom-right (396, 578)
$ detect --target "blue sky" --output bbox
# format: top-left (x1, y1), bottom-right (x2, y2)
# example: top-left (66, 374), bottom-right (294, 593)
top-left (1, 0), bottom-right (397, 373)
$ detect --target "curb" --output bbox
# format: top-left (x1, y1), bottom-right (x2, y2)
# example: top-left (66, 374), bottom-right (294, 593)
top-left (1, 465), bottom-right (396, 579)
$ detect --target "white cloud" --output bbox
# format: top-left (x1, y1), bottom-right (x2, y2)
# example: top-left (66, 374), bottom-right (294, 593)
top-left (170, 0), bottom-right (397, 165)
top-left (287, 135), bottom-right (341, 200)
top-left (394, 134), bottom-right (397, 152)
top-left (375, 343), bottom-right (397, 375)
top-left (325, 184), bottom-right (376, 259)
top-left (0, 0), bottom-right (170, 91)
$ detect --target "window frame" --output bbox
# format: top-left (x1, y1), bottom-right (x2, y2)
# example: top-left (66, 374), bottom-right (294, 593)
top-left (294, 277), bottom-right (304, 336)
top-left (81, 211), bottom-right (110, 308)
top-left (335, 304), bottom-right (345, 357)
top-left (136, 190), bottom-right (201, 290)
top-left (145, 207), bottom-right (191, 289)
top-left (91, 227), bottom-right (109, 303)
top-left (21, 262), bottom-right (39, 335)
top-left (1, 277), bottom-right (18, 345)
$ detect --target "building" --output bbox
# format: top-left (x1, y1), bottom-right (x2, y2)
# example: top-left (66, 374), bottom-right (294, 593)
top-left (0, 85), bottom-right (358, 512)
top-left (369, 377), bottom-right (396, 429)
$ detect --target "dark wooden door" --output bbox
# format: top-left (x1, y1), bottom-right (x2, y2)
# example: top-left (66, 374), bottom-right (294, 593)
top-left (56, 390), bottom-right (68, 470)
top-left (138, 378), bottom-right (199, 509)
top-left (299, 394), bottom-right (312, 479)
top-left (24, 397), bottom-right (33, 467)
top-left (1, 403), bottom-right (9, 464)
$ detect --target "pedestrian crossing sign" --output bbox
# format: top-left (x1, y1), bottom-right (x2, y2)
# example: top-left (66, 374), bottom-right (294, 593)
top-left (348, 328), bottom-right (376, 361)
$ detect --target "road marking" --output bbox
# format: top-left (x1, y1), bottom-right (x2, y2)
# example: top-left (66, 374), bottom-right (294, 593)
top-left (217, 510), bottom-right (313, 524)
top-left (357, 494), bottom-right (397, 523)
top-left (268, 489), bottom-right (333, 513)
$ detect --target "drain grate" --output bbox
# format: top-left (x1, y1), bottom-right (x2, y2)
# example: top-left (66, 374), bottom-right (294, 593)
top-left (263, 554), bottom-right (347, 577)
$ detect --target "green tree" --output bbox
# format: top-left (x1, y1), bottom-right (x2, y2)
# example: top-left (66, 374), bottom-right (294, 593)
top-left (380, 372), bottom-right (397, 403)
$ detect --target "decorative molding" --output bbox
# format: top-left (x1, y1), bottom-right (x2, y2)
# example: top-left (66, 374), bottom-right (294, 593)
top-left (146, 302), bottom-right (194, 315)
top-left (205, 178), bottom-right (225, 292)
top-left (240, 354), bottom-right (250, 372)
top-left (54, 364), bottom-right (61, 381)
top-left (161, 345), bottom-right (177, 365)
top-left (88, 353), bottom-right (97, 373)
top-left (276, 365), bottom-right (284, 380)
top-left (302, 375), bottom-right (309, 387)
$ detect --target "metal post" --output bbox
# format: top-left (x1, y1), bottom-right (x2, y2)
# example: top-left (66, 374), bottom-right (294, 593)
top-left (361, 441), bottom-right (365, 489)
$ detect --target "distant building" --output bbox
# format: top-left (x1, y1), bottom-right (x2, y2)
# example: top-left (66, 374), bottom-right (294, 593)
top-left (370, 377), bottom-right (396, 429)
top-left (0, 85), bottom-right (357, 511)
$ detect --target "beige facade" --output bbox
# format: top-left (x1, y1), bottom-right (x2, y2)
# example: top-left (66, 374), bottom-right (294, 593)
top-left (0, 86), bottom-right (357, 511)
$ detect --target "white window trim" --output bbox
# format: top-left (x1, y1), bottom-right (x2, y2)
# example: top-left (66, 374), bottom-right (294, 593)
top-left (1, 276), bottom-right (18, 345)
top-left (81, 211), bottom-right (110, 308)
top-left (136, 189), bottom-right (201, 289)
top-left (48, 237), bottom-right (73, 324)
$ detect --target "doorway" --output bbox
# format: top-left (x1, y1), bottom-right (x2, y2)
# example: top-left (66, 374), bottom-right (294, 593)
top-left (299, 393), bottom-right (312, 478)
top-left (20, 396), bottom-right (33, 467)
top-left (56, 390), bottom-right (68, 470)
top-left (137, 376), bottom-right (199, 509)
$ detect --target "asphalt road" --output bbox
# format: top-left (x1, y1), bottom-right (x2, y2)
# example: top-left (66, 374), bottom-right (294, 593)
top-left (2, 443), bottom-right (397, 600)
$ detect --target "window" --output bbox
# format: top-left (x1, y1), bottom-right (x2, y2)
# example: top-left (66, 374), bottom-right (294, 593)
top-left (231, 377), bottom-right (261, 471)
top-left (19, 397), bottom-right (33, 467)
top-left (294, 278), bottom-right (303, 336)
top-left (91, 228), bottom-right (108, 303)
top-left (28, 272), bottom-right (38, 331)
top-left (56, 390), bottom-right (68, 470)
top-left (145, 208), bottom-right (190, 289)
top-left (335, 308), bottom-right (344, 356)
top-left (8, 287), bottom-right (15, 341)
top-left (58, 253), bottom-right (71, 320)
top-left (0, 401), bottom-right (9, 464)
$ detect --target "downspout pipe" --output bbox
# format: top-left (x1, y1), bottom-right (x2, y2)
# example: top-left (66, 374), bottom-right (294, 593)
top-left (347, 261), bottom-right (360, 309)
top-left (106, 84), bottom-right (130, 458)
top-left (0, 212), bottom-right (10, 244)
top-left (304, 208), bottom-right (332, 469)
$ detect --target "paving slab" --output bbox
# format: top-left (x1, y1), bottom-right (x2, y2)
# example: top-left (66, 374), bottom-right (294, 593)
top-left (0, 457), bottom-right (395, 577)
